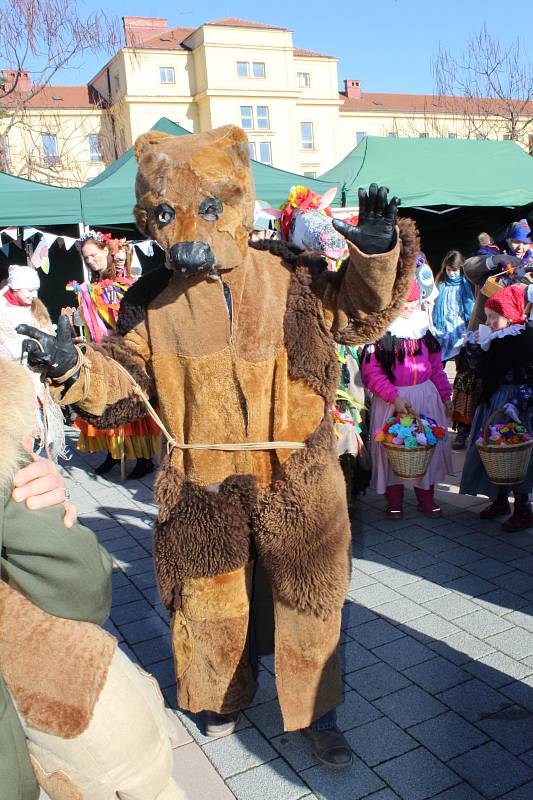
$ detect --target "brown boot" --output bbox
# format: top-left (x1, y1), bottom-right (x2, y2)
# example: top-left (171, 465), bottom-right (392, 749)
top-left (302, 726), bottom-right (353, 769)
top-left (479, 499), bottom-right (511, 519)
top-left (501, 506), bottom-right (533, 532)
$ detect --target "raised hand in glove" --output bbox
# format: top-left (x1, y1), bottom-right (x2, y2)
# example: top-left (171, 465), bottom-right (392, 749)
top-left (332, 183), bottom-right (400, 255)
top-left (16, 315), bottom-right (78, 380)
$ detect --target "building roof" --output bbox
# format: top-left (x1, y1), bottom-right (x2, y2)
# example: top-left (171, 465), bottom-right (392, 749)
top-left (0, 85), bottom-right (97, 110)
top-left (340, 90), bottom-right (533, 117)
top-left (140, 26), bottom-right (194, 49)
top-left (205, 18), bottom-right (290, 31)
top-left (294, 47), bottom-right (336, 60)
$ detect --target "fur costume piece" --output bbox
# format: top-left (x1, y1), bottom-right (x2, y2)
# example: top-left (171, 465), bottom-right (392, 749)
top-left (53, 124), bottom-right (418, 730)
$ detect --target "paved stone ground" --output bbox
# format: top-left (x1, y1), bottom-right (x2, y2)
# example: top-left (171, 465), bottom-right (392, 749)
top-left (51, 429), bottom-right (533, 800)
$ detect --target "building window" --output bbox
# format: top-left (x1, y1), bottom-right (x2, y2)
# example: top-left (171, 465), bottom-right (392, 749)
top-left (248, 141), bottom-right (256, 160)
top-left (1, 134), bottom-right (11, 167)
top-left (259, 142), bottom-right (272, 164)
top-left (237, 61), bottom-right (266, 78)
top-left (387, 131), bottom-right (398, 138)
top-left (240, 106), bottom-right (254, 130)
top-left (419, 132), bottom-right (429, 138)
top-left (159, 66), bottom-right (175, 84)
top-left (236, 61), bottom-right (249, 78)
top-left (42, 133), bottom-right (58, 164)
top-left (448, 132), bottom-right (458, 139)
top-left (252, 62), bottom-right (266, 78)
top-left (88, 133), bottom-right (102, 162)
top-left (297, 72), bottom-right (310, 88)
top-left (256, 106), bottom-right (270, 130)
top-left (300, 122), bottom-right (314, 149)
top-left (355, 131), bottom-right (366, 145)
top-left (503, 134), bottom-right (511, 140)
top-left (303, 171), bottom-right (316, 178)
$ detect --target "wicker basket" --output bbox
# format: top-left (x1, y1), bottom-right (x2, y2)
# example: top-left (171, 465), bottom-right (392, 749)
top-left (476, 408), bottom-right (533, 485)
top-left (382, 413), bottom-right (435, 480)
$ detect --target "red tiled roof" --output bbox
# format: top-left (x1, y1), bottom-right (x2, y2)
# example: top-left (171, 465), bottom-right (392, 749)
top-left (0, 85), bottom-right (97, 109)
top-left (141, 26), bottom-right (194, 49)
top-left (340, 91), bottom-right (533, 116)
top-left (294, 47), bottom-right (335, 59)
top-left (205, 18), bottom-right (290, 31)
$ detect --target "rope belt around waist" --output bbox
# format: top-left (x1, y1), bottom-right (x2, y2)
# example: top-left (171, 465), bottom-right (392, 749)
top-left (110, 357), bottom-right (306, 454)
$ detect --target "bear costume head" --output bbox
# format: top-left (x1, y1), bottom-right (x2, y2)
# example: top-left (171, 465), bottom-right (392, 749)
top-left (134, 125), bottom-right (255, 276)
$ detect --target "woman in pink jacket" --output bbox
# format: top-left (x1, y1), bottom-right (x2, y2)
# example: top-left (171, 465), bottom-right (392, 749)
top-left (362, 280), bottom-right (453, 519)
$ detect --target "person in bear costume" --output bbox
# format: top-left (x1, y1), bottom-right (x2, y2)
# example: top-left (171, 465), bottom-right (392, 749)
top-left (18, 125), bottom-right (417, 767)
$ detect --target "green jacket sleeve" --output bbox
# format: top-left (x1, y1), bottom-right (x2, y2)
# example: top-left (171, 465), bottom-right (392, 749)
top-left (0, 677), bottom-right (39, 800)
top-left (1, 487), bottom-right (112, 625)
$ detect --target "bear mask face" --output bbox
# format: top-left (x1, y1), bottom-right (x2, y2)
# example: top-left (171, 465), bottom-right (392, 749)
top-left (133, 125), bottom-right (255, 276)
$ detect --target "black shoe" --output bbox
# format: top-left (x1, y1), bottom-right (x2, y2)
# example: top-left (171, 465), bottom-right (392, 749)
top-left (204, 711), bottom-right (240, 738)
top-left (95, 453), bottom-right (119, 476)
top-left (452, 430), bottom-right (468, 450)
top-left (126, 458), bottom-right (154, 480)
top-left (302, 726), bottom-right (352, 769)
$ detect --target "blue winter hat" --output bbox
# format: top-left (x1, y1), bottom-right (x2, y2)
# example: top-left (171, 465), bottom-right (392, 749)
top-left (507, 219), bottom-right (531, 243)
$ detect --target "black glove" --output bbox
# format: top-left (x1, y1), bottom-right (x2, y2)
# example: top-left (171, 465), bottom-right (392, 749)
top-left (17, 315), bottom-right (78, 380)
top-left (332, 183), bottom-right (400, 255)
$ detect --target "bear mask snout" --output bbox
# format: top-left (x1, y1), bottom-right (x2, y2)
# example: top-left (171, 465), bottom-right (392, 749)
top-left (169, 241), bottom-right (216, 274)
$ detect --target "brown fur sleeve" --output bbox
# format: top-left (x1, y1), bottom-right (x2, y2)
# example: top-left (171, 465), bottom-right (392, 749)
top-left (323, 218), bottom-right (419, 345)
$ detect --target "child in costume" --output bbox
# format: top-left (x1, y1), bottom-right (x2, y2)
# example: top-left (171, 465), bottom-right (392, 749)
top-left (460, 284), bottom-right (533, 531)
top-left (432, 250), bottom-right (475, 362)
top-left (362, 279), bottom-right (453, 518)
top-left (71, 231), bottom-right (159, 479)
top-left (0, 355), bottom-right (184, 800)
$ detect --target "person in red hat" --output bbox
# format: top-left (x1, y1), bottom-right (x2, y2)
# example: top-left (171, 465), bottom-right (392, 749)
top-left (362, 279), bottom-right (453, 519)
top-left (460, 284), bottom-right (533, 531)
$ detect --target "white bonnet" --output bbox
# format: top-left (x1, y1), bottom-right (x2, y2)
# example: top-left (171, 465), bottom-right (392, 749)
top-left (7, 265), bottom-right (40, 291)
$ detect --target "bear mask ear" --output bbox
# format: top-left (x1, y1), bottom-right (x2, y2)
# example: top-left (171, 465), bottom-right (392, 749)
top-left (134, 131), bottom-right (173, 163)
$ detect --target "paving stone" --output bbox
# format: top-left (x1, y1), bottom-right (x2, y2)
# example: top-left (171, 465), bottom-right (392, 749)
top-left (500, 783), bottom-right (533, 800)
top-left (396, 580), bottom-right (449, 604)
top-left (503, 606), bottom-right (533, 632)
top-left (178, 707), bottom-right (251, 746)
top-left (393, 550), bottom-right (437, 570)
top-left (202, 727), bottom-right (277, 778)
top-left (170, 740), bottom-right (236, 800)
top-left (348, 569), bottom-right (379, 591)
top-left (118, 615), bottom-right (169, 644)
top-left (372, 636), bottom-right (434, 671)
top-left (352, 556), bottom-right (395, 575)
top-left (345, 661), bottom-right (411, 700)
top-left (348, 619), bottom-right (405, 649)
top-left (371, 540), bottom-right (418, 558)
top-left (300, 753), bottom-right (384, 799)
top-left (345, 716), bottom-right (417, 766)
top-left (407, 710), bottom-right (488, 761)
top-left (146, 657), bottom-right (176, 689)
top-left (429, 523), bottom-right (477, 540)
top-left (443, 574), bottom-right (497, 596)
top-left (428, 786), bottom-right (484, 800)
top-left (374, 746), bottom-right (460, 800)
top-left (430, 630), bottom-right (495, 665)
top-left (102, 618), bottom-right (122, 640)
top-left (492, 571), bottom-right (533, 596)
top-left (487, 628), bottom-right (533, 659)
top-left (474, 589), bottom-right (529, 615)
top-left (350, 583), bottom-right (404, 609)
top-left (500, 677), bottom-right (533, 712)
top-left (416, 535), bottom-right (462, 555)
top-left (424, 594), bottom-right (481, 620)
top-left (110, 598), bottom-right (155, 625)
top-left (418, 563), bottom-right (468, 584)
top-left (111, 569), bottom-right (131, 588)
top-left (373, 597), bottom-right (427, 624)
top-left (270, 731), bottom-right (319, 772)
top-left (403, 657), bottom-right (470, 694)
top-left (361, 791), bottom-right (400, 800)
top-left (509, 556), bottom-right (533, 575)
top-left (438, 678), bottom-right (511, 722)
top-left (340, 640), bottom-right (380, 673)
top-left (245, 699), bottom-right (284, 739)
top-left (374, 685), bottom-right (447, 728)
top-left (129, 569), bottom-right (158, 588)
top-left (111, 582), bottom-right (144, 606)
top-left (453, 609), bottom-right (514, 638)
top-left (377, 567), bottom-right (421, 588)
top-left (131, 634), bottom-right (173, 666)
top-left (449, 741), bottom-right (533, 799)
top-left (402, 614), bottom-right (462, 644)
top-left (336, 689), bottom-right (382, 731)
top-left (465, 652), bottom-right (533, 688)
top-left (438, 546), bottom-right (484, 567)
top-left (466, 558), bottom-right (515, 580)
top-left (480, 543), bottom-right (530, 563)
top-left (477, 705), bottom-right (533, 755)
top-left (455, 531), bottom-right (499, 550)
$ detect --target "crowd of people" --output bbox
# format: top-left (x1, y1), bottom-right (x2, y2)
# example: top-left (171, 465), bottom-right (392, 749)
top-left (1, 133), bottom-right (533, 798)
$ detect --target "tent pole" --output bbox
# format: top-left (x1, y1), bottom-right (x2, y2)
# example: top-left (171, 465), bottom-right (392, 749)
top-left (78, 222), bottom-right (90, 283)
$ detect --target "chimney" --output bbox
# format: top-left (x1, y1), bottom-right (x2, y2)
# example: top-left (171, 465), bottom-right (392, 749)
top-left (0, 69), bottom-right (31, 92)
top-left (344, 79), bottom-right (361, 99)
top-left (122, 17), bottom-right (169, 47)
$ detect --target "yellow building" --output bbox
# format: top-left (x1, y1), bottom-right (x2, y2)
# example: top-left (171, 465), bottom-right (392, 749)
top-left (1, 16), bottom-right (532, 187)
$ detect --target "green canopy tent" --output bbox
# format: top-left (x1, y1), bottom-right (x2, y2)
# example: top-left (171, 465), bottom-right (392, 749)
top-left (320, 136), bottom-right (533, 265)
top-left (80, 117), bottom-right (338, 227)
top-left (0, 170), bottom-right (83, 226)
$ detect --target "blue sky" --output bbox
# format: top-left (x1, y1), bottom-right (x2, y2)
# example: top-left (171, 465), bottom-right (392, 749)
top-left (52, 0), bottom-right (533, 92)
